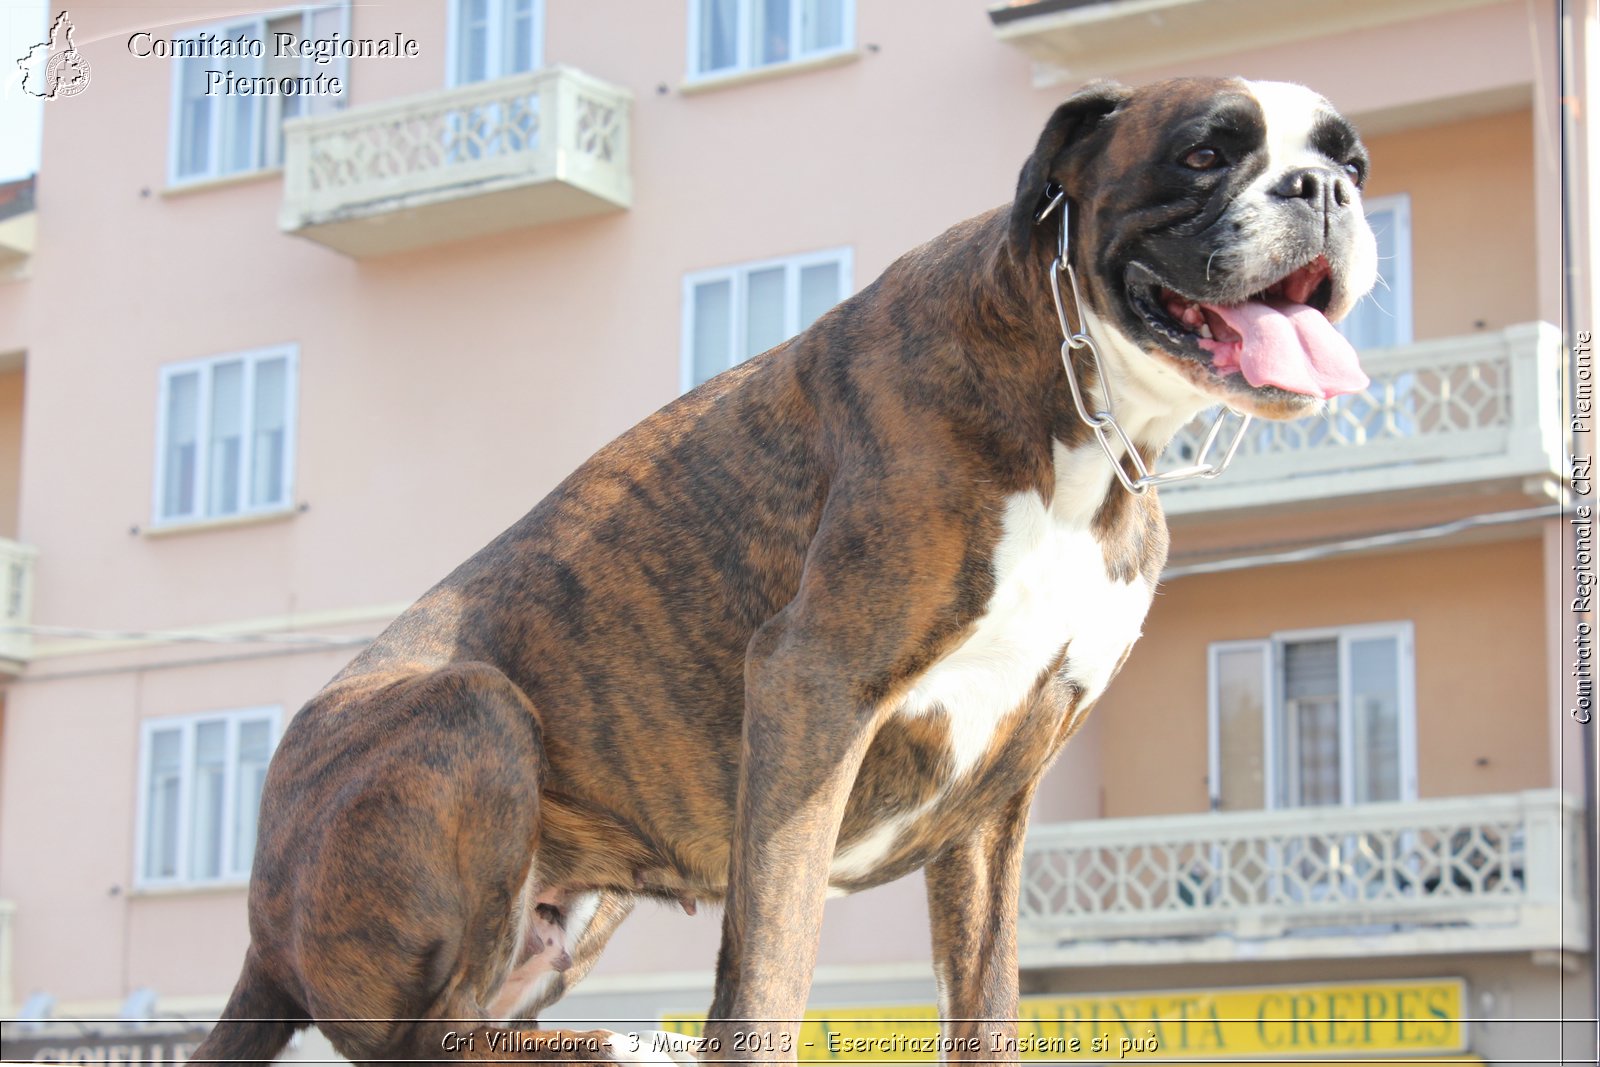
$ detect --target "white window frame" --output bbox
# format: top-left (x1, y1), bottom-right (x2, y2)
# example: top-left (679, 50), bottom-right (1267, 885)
top-left (686, 0), bottom-right (855, 81)
top-left (165, 3), bottom-right (350, 186)
top-left (680, 246), bottom-right (852, 392)
top-left (446, 0), bottom-right (545, 86)
top-left (1207, 620), bottom-right (1417, 811)
top-left (1340, 192), bottom-right (1413, 350)
top-left (152, 344), bottom-right (300, 529)
top-left (134, 706), bottom-right (283, 890)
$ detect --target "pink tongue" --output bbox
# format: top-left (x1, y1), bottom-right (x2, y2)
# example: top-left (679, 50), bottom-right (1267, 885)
top-left (1203, 300), bottom-right (1369, 399)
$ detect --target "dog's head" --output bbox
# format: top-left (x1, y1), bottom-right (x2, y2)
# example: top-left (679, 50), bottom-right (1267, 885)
top-left (1012, 77), bottom-right (1378, 421)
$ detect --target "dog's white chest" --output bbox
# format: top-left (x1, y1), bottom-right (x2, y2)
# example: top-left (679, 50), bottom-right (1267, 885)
top-left (828, 447), bottom-right (1156, 886)
top-left (899, 455), bottom-right (1153, 777)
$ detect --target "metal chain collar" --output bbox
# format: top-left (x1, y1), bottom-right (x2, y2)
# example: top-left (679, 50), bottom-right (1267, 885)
top-left (1036, 186), bottom-right (1253, 495)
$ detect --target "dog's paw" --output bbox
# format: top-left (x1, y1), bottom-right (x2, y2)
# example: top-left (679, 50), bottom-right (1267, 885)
top-left (600, 1030), bottom-right (701, 1065)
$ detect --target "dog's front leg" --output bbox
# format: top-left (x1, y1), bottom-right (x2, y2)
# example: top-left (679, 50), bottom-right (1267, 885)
top-left (703, 609), bottom-right (887, 1062)
top-left (924, 786), bottom-right (1035, 1062)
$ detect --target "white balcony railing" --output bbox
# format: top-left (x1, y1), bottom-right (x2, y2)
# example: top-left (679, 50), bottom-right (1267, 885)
top-left (281, 66), bottom-right (631, 257)
top-left (1160, 322), bottom-right (1564, 515)
top-left (1019, 789), bottom-right (1588, 966)
top-left (0, 537), bottom-right (35, 669)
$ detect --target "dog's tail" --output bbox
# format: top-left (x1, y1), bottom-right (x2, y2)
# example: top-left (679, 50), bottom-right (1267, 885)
top-left (188, 950), bottom-right (306, 1067)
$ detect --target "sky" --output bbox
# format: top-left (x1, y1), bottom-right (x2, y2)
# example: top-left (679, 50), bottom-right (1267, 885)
top-left (1, 3), bottom-right (48, 181)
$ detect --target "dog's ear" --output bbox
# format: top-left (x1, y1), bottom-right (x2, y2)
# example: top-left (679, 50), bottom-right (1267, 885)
top-left (1009, 80), bottom-right (1133, 257)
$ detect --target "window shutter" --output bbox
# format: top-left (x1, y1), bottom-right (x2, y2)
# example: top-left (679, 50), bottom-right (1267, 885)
top-left (743, 266), bottom-right (788, 359)
top-left (305, 4), bottom-right (350, 117)
top-left (798, 261), bottom-right (841, 328)
top-left (160, 371), bottom-right (202, 520)
top-left (143, 728), bottom-right (184, 880)
top-left (1280, 639), bottom-right (1340, 807)
top-left (1208, 641), bottom-right (1270, 812)
top-left (507, 0), bottom-right (540, 74)
top-left (232, 717), bottom-right (275, 875)
top-left (698, 0), bottom-right (741, 75)
top-left (803, 0), bottom-right (845, 51)
top-left (207, 360), bottom-right (247, 517)
top-left (691, 278), bottom-right (735, 386)
top-left (250, 356), bottom-right (291, 508)
top-left (1347, 634), bottom-right (1405, 804)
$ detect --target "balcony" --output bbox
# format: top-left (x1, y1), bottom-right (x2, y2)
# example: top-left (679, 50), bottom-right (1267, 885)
top-left (1019, 789), bottom-right (1588, 966)
top-left (1159, 322), bottom-right (1564, 516)
top-left (281, 67), bottom-right (632, 258)
top-left (988, 0), bottom-right (1503, 84)
top-left (0, 537), bottom-right (35, 671)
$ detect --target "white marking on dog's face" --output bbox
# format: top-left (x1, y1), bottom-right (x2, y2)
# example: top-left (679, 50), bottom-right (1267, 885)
top-left (1245, 80), bottom-right (1332, 173)
top-left (1077, 78), bottom-right (1378, 422)
top-left (1237, 79), bottom-right (1379, 319)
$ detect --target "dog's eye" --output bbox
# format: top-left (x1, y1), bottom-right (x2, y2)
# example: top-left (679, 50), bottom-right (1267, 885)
top-left (1182, 146), bottom-right (1224, 170)
top-left (1342, 160), bottom-right (1365, 185)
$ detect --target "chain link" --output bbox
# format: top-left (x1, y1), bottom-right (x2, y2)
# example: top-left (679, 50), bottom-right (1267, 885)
top-left (1037, 189), bottom-right (1252, 495)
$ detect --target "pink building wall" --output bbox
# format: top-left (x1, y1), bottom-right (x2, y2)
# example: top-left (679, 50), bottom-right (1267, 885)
top-left (0, 0), bottom-right (1572, 1020)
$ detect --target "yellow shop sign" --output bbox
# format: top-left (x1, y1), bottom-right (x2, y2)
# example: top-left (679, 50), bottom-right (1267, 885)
top-left (663, 977), bottom-right (1467, 1061)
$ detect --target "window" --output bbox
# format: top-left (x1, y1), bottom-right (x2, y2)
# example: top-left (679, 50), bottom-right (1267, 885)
top-left (154, 346), bottom-right (298, 526)
top-left (449, 0), bottom-right (543, 85)
top-left (1208, 622), bottom-right (1416, 812)
top-left (682, 248), bottom-right (850, 390)
top-left (1339, 193), bottom-right (1413, 350)
top-left (137, 707), bottom-right (281, 887)
top-left (168, 5), bottom-right (348, 184)
top-left (689, 0), bottom-right (852, 79)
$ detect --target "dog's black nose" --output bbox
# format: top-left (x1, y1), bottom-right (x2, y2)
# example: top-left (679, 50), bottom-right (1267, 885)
top-left (1272, 166), bottom-right (1353, 208)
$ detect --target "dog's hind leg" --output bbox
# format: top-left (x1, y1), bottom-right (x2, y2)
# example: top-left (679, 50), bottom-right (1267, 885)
top-left (232, 664), bottom-right (692, 1067)
top-left (188, 948), bottom-right (307, 1067)
top-left (279, 664), bottom-right (545, 1062)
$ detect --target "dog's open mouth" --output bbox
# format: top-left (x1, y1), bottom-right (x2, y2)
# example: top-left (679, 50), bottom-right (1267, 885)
top-left (1128, 257), bottom-right (1369, 400)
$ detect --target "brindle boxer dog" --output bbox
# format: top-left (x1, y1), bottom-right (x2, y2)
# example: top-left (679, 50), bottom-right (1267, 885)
top-left (192, 76), bottom-right (1376, 1067)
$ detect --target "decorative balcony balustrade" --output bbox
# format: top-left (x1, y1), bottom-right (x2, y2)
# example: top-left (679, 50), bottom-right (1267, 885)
top-left (1019, 790), bottom-right (1587, 965)
top-left (0, 537), bottom-right (36, 670)
top-left (1160, 322), bottom-right (1564, 515)
top-left (281, 66), bottom-right (631, 257)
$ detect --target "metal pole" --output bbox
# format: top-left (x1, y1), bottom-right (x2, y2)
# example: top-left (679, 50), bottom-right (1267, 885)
top-left (1558, 1), bottom-right (1600, 1060)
